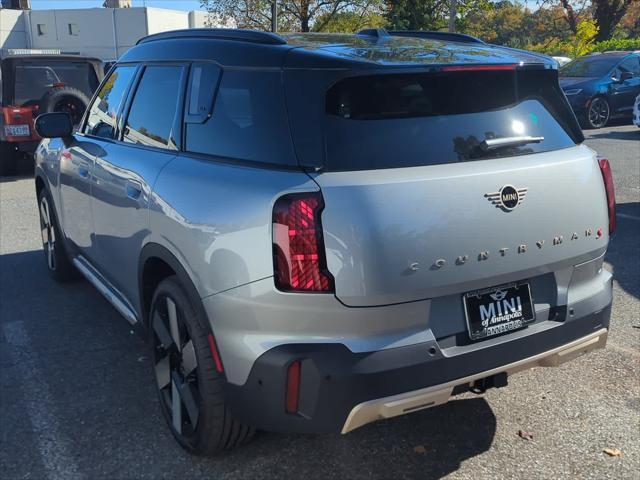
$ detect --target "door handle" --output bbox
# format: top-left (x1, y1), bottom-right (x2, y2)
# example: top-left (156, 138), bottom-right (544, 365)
top-left (125, 181), bottom-right (143, 200)
top-left (78, 166), bottom-right (90, 179)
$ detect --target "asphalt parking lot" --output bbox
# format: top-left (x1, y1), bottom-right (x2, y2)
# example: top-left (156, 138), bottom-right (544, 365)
top-left (1, 123), bottom-right (638, 480)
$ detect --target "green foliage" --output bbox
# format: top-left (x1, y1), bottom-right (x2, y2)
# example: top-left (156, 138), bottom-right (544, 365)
top-left (568, 19), bottom-right (599, 58)
top-left (385, 0), bottom-right (491, 32)
top-left (313, 11), bottom-right (386, 33)
top-left (591, 37), bottom-right (640, 52)
top-left (529, 36), bottom-right (640, 57)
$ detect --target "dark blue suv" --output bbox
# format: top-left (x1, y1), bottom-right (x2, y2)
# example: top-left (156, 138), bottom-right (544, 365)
top-left (560, 51), bottom-right (640, 128)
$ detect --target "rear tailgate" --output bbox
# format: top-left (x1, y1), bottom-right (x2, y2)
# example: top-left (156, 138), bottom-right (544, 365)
top-left (313, 145), bottom-right (608, 307)
top-left (297, 66), bottom-right (608, 307)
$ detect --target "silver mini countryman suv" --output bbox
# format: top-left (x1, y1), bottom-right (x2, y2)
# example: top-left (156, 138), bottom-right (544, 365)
top-left (33, 29), bottom-right (615, 455)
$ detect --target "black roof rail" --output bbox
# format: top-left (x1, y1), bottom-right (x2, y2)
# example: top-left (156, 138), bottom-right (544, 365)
top-left (137, 28), bottom-right (287, 46)
top-left (388, 30), bottom-right (485, 44)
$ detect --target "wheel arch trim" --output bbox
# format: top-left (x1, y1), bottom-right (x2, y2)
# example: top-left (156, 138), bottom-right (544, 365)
top-left (138, 242), bottom-right (210, 333)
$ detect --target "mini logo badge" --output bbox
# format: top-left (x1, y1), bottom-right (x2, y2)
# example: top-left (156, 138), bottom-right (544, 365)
top-left (489, 289), bottom-right (508, 301)
top-left (485, 185), bottom-right (528, 211)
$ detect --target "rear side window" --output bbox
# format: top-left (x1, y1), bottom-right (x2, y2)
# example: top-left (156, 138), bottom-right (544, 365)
top-left (324, 68), bottom-right (581, 171)
top-left (185, 70), bottom-right (297, 167)
top-left (84, 65), bottom-right (136, 139)
top-left (123, 65), bottom-right (184, 150)
top-left (13, 60), bottom-right (98, 107)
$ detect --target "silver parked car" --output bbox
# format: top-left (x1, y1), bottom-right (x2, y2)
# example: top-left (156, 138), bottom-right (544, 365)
top-left (33, 29), bottom-right (615, 455)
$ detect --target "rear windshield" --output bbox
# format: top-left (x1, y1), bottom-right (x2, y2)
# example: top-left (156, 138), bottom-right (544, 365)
top-left (13, 60), bottom-right (98, 106)
top-left (324, 68), bottom-right (582, 171)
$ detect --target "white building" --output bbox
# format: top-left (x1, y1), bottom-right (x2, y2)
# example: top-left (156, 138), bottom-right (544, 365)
top-left (0, 6), bottom-right (226, 61)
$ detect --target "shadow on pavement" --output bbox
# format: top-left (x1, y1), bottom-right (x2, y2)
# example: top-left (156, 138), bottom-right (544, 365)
top-left (585, 128), bottom-right (640, 141)
top-left (606, 202), bottom-right (640, 300)
top-left (1, 249), bottom-right (496, 480)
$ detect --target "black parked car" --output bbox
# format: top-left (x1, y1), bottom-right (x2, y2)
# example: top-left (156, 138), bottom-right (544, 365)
top-left (559, 51), bottom-right (640, 128)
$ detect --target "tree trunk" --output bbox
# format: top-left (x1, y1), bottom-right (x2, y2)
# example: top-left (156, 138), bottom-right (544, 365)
top-left (449, 0), bottom-right (457, 32)
top-left (560, 0), bottom-right (578, 34)
top-left (593, 0), bottom-right (632, 42)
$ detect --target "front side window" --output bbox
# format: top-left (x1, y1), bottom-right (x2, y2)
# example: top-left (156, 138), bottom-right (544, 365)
top-left (123, 65), bottom-right (183, 150)
top-left (618, 56), bottom-right (640, 75)
top-left (84, 65), bottom-right (136, 139)
top-left (560, 57), bottom-right (616, 78)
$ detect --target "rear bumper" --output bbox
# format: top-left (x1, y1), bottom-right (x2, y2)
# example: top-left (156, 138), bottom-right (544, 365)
top-left (223, 303), bottom-right (611, 434)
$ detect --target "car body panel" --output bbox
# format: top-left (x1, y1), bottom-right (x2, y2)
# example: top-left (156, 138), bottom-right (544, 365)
top-left (148, 153), bottom-right (318, 300)
top-left (312, 144), bottom-right (608, 306)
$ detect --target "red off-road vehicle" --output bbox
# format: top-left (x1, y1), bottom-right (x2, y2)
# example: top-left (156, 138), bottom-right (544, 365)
top-left (1, 52), bottom-right (103, 175)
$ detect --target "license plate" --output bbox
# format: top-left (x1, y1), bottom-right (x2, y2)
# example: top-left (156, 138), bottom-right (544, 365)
top-left (4, 124), bottom-right (30, 137)
top-left (463, 283), bottom-right (535, 340)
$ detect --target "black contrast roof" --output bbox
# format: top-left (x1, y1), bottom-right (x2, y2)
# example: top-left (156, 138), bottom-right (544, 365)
top-left (126, 28), bottom-right (555, 69)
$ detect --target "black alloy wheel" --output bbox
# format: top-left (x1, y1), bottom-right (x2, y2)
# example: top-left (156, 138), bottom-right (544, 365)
top-left (149, 276), bottom-right (254, 455)
top-left (37, 189), bottom-right (76, 281)
top-left (152, 292), bottom-right (202, 439)
top-left (587, 97), bottom-right (610, 129)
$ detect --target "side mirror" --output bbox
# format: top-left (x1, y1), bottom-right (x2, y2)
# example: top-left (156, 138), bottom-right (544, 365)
top-left (35, 112), bottom-right (73, 139)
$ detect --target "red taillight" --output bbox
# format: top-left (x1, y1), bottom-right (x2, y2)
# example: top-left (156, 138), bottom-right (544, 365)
top-left (598, 157), bottom-right (616, 235)
top-left (285, 360), bottom-right (301, 414)
top-left (442, 64), bottom-right (517, 72)
top-left (272, 193), bottom-right (333, 292)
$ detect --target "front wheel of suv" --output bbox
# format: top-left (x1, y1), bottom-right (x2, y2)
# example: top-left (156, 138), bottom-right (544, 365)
top-left (150, 276), bottom-right (254, 455)
top-left (37, 188), bottom-right (77, 281)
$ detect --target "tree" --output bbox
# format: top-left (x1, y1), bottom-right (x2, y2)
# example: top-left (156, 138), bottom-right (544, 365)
top-left (313, 9), bottom-right (386, 32)
top-left (592, 0), bottom-right (636, 41)
top-left (200, 0), bottom-right (382, 32)
top-left (539, 0), bottom-right (636, 40)
top-left (385, 0), bottom-right (491, 32)
top-left (567, 18), bottom-right (598, 56)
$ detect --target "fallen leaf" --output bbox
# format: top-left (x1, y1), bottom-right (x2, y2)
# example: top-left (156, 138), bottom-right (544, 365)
top-left (603, 447), bottom-right (622, 457)
top-left (414, 445), bottom-right (428, 454)
top-left (518, 430), bottom-right (534, 440)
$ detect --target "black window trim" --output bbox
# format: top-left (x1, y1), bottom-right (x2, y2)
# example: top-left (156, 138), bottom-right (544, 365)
top-left (183, 61), bottom-right (223, 126)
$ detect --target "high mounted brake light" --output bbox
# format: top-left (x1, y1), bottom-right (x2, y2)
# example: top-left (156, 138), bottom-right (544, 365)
top-left (441, 64), bottom-right (517, 72)
top-left (598, 157), bottom-right (616, 235)
top-left (272, 193), bottom-right (333, 292)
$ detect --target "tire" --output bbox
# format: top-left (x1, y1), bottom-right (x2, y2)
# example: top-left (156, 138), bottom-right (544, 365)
top-left (37, 188), bottom-right (77, 281)
top-left (149, 276), bottom-right (254, 455)
top-left (585, 97), bottom-right (610, 129)
top-left (0, 142), bottom-right (18, 177)
top-left (39, 86), bottom-right (91, 127)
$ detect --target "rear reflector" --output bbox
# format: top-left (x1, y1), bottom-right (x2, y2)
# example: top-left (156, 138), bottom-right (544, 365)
top-left (598, 157), bottom-right (616, 235)
top-left (272, 193), bottom-right (333, 292)
top-left (442, 64), bottom-right (517, 72)
top-left (207, 333), bottom-right (224, 373)
top-left (285, 360), bottom-right (301, 414)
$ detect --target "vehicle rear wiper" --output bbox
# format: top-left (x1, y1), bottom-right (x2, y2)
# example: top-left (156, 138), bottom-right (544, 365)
top-left (479, 136), bottom-right (544, 151)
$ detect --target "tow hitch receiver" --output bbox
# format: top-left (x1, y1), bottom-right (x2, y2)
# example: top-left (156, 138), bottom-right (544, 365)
top-left (470, 372), bottom-right (509, 394)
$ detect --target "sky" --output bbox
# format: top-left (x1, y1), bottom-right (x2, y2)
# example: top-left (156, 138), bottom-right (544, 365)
top-left (29, 0), bottom-right (207, 11)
